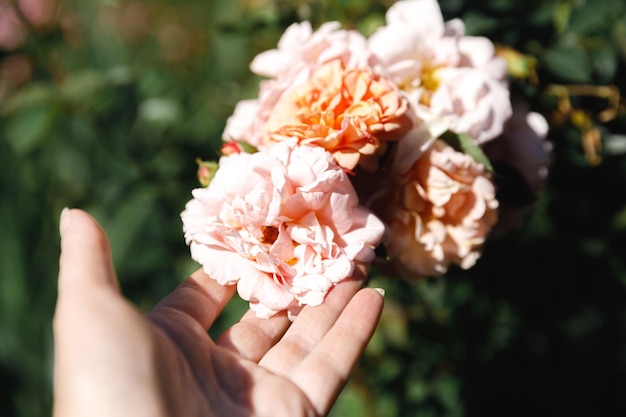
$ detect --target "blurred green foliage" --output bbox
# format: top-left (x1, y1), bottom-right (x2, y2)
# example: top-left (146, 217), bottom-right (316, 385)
top-left (1, 0), bottom-right (626, 416)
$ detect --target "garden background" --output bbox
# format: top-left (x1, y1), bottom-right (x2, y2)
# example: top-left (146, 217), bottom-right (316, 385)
top-left (2, 0), bottom-right (626, 416)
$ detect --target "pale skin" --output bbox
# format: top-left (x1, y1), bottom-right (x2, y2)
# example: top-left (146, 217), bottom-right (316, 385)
top-left (53, 208), bottom-right (384, 417)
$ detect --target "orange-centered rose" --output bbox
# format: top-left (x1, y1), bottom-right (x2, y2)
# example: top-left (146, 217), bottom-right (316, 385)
top-left (266, 59), bottom-right (410, 170)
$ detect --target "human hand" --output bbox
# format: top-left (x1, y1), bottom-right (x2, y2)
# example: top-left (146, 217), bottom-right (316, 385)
top-left (53, 208), bottom-right (384, 417)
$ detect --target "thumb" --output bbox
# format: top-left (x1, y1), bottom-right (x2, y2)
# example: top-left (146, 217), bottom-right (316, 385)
top-left (57, 208), bottom-right (120, 300)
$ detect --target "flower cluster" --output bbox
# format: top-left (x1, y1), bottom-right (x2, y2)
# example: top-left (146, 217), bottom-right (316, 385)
top-left (181, 0), bottom-right (552, 318)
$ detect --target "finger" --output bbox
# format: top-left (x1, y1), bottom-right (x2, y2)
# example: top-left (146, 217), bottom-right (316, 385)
top-left (258, 271), bottom-right (365, 375)
top-left (215, 308), bottom-right (291, 362)
top-left (54, 208), bottom-right (152, 416)
top-left (291, 288), bottom-right (384, 416)
top-left (57, 208), bottom-right (119, 303)
top-left (54, 207), bottom-right (144, 365)
top-left (148, 268), bottom-right (237, 332)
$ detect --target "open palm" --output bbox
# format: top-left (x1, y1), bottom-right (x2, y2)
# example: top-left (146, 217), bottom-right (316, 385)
top-left (53, 209), bottom-right (384, 417)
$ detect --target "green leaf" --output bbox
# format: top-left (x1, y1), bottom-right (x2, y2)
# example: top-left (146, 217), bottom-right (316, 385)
top-left (461, 10), bottom-right (499, 36)
top-left (611, 203), bottom-right (626, 230)
top-left (60, 71), bottom-right (110, 105)
top-left (568, 0), bottom-right (621, 34)
top-left (553, 1), bottom-right (572, 34)
top-left (591, 43), bottom-right (618, 82)
top-left (3, 100), bottom-right (58, 155)
top-left (439, 131), bottom-right (495, 173)
top-left (542, 42), bottom-right (592, 83)
top-left (328, 383), bottom-right (371, 417)
top-left (615, 15), bottom-right (626, 59)
top-left (137, 98), bottom-right (183, 128)
top-left (0, 211), bottom-right (27, 329)
top-left (1, 83), bottom-right (57, 115)
top-left (96, 189), bottom-right (157, 269)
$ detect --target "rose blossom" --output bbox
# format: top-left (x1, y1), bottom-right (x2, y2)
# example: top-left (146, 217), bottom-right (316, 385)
top-left (223, 21), bottom-right (377, 150)
top-left (485, 99), bottom-right (551, 196)
top-left (181, 141), bottom-right (385, 319)
top-left (377, 139), bottom-right (499, 278)
top-left (265, 59), bottom-right (411, 171)
top-left (368, 0), bottom-right (511, 145)
top-left (250, 21), bottom-right (374, 80)
top-left (484, 99), bottom-right (552, 231)
top-left (0, 1), bottom-right (27, 51)
top-left (0, 0), bottom-right (57, 51)
top-left (19, 0), bottom-right (57, 27)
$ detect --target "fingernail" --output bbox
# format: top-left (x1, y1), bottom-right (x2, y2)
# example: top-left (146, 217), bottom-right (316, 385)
top-left (373, 287), bottom-right (385, 297)
top-left (59, 207), bottom-right (71, 237)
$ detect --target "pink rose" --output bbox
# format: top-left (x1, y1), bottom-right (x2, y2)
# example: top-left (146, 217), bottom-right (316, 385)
top-left (0, 2), bottom-right (27, 51)
top-left (19, 0), bottom-right (56, 27)
top-left (181, 141), bottom-right (385, 318)
top-left (250, 21), bottom-right (374, 80)
top-left (484, 99), bottom-right (552, 231)
top-left (368, 0), bottom-right (460, 72)
top-left (485, 100), bottom-right (551, 195)
top-left (457, 36), bottom-right (508, 81)
top-left (428, 67), bottom-right (512, 145)
top-left (222, 99), bottom-right (264, 148)
top-left (368, 0), bottom-right (512, 144)
top-left (0, 0), bottom-right (57, 51)
top-left (376, 139), bottom-right (499, 278)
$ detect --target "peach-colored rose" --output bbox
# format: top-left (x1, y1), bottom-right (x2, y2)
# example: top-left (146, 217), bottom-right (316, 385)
top-left (368, 0), bottom-right (511, 145)
top-left (265, 60), bottom-right (410, 170)
top-left (181, 141), bottom-right (384, 319)
top-left (377, 139), bottom-right (499, 278)
top-left (222, 21), bottom-right (377, 151)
